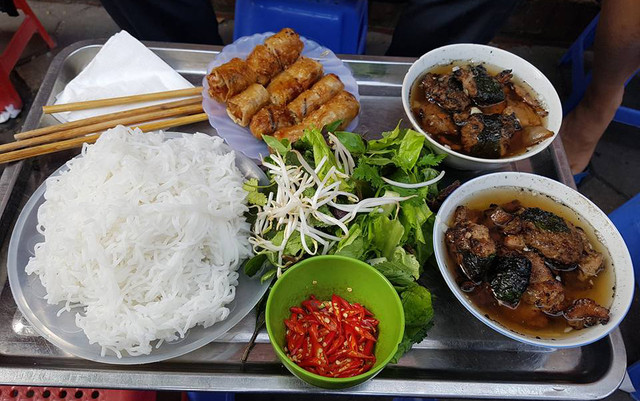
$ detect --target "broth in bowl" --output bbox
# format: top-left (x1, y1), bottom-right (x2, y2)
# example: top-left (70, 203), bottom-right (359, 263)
top-left (444, 188), bottom-right (615, 340)
top-left (410, 62), bottom-right (554, 159)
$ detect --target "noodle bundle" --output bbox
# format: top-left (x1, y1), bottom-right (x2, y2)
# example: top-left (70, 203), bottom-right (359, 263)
top-left (26, 126), bottom-right (252, 357)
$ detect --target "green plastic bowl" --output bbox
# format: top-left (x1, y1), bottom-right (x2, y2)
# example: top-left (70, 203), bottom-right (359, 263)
top-left (265, 255), bottom-right (405, 389)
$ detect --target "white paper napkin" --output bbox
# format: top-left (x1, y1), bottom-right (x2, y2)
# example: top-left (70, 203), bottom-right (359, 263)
top-left (54, 30), bottom-right (194, 123)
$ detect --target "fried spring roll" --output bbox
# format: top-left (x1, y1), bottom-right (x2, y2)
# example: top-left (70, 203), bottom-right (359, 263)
top-left (250, 105), bottom-right (296, 140)
top-left (207, 58), bottom-right (257, 102)
top-left (267, 57), bottom-right (323, 106)
top-left (226, 84), bottom-right (270, 127)
top-left (287, 74), bottom-right (345, 123)
top-left (274, 91), bottom-right (360, 142)
top-left (264, 28), bottom-right (304, 69)
top-left (247, 44), bottom-right (282, 85)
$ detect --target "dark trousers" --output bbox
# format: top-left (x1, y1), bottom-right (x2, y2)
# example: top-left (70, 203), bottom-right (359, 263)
top-left (386, 0), bottom-right (523, 57)
top-left (99, 0), bottom-right (223, 45)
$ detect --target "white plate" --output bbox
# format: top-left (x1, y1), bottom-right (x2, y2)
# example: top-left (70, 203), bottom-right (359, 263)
top-left (7, 133), bottom-right (271, 364)
top-left (433, 172), bottom-right (635, 348)
top-left (202, 32), bottom-right (360, 160)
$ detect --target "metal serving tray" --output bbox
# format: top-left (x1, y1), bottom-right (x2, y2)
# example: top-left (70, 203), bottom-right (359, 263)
top-left (0, 41), bottom-right (626, 399)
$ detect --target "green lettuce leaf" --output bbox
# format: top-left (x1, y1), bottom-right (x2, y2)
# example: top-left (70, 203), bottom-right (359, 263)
top-left (368, 214), bottom-right (404, 260)
top-left (393, 129), bottom-right (425, 170)
top-left (301, 127), bottom-right (340, 179)
top-left (391, 283), bottom-right (434, 363)
top-left (335, 131), bottom-right (366, 154)
top-left (263, 135), bottom-right (290, 155)
top-left (334, 224), bottom-right (366, 259)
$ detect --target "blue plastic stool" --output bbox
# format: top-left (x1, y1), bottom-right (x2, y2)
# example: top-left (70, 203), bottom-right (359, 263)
top-left (609, 192), bottom-right (640, 282)
top-left (233, 0), bottom-right (368, 54)
top-left (187, 392), bottom-right (234, 401)
top-left (559, 14), bottom-right (640, 127)
top-left (609, 192), bottom-right (640, 400)
top-left (630, 361), bottom-right (640, 401)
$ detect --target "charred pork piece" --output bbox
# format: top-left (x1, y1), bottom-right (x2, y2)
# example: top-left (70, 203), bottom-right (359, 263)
top-left (428, 180), bottom-right (461, 212)
top-left (415, 101), bottom-right (458, 136)
top-left (460, 113), bottom-right (520, 158)
top-left (575, 227), bottom-right (604, 280)
top-left (502, 199), bottom-right (524, 213)
top-left (486, 205), bottom-right (515, 227)
top-left (445, 206), bottom-right (497, 284)
top-left (489, 255), bottom-right (532, 308)
top-left (452, 109), bottom-right (471, 126)
top-left (519, 207), bottom-right (584, 270)
top-left (495, 69), bottom-right (514, 85)
top-left (421, 73), bottom-right (471, 112)
top-left (563, 298), bottom-right (610, 329)
top-left (455, 65), bottom-right (506, 107)
top-left (521, 252), bottom-right (565, 314)
top-left (503, 234), bottom-right (526, 250)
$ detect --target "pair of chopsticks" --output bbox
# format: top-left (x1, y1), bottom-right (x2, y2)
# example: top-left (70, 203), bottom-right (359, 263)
top-left (0, 86), bottom-right (207, 165)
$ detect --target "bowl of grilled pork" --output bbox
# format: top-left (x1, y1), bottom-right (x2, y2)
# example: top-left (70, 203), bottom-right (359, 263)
top-left (402, 44), bottom-right (562, 170)
top-left (433, 172), bottom-right (634, 348)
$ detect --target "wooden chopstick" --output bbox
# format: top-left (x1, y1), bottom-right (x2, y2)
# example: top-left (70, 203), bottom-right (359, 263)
top-left (42, 87), bottom-right (204, 114)
top-left (0, 113), bottom-right (210, 165)
top-left (17, 97), bottom-right (203, 140)
top-left (1, 104), bottom-right (203, 153)
top-left (135, 112), bottom-right (208, 132)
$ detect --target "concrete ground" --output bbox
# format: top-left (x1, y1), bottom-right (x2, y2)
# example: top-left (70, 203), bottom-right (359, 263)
top-left (1, 1), bottom-right (638, 400)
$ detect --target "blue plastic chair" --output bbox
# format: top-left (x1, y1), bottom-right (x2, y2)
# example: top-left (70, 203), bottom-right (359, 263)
top-left (609, 192), bottom-right (640, 400)
top-left (560, 13), bottom-right (640, 185)
top-left (629, 362), bottom-right (640, 401)
top-left (609, 192), bottom-right (640, 286)
top-left (233, 0), bottom-right (368, 54)
top-left (559, 14), bottom-right (640, 127)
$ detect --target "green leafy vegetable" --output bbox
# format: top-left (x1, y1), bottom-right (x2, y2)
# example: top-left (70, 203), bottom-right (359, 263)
top-left (393, 129), bottom-right (425, 170)
top-left (369, 214), bottom-right (404, 260)
top-left (334, 224), bottom-right (366, 259)
top-left (243, 253), bottom-right (268, 277)
top-left (352, 162), bottom-right (384, 188)
top-left (300, 127), bottom-right (339, 180)
top-left (335, 131), bottom-right (366, 154)
top-left (263, 135), bottom-right (290, 155)
top-left (243, 178), bottom-right (267, 206)
top-left (249, 121), bottom-right (447, 363)
top-left (391, 283), bottom-right (434, 363)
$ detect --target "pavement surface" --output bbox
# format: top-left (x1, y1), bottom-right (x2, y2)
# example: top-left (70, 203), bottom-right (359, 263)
top-left (1, 1), bottom-right (638, 400)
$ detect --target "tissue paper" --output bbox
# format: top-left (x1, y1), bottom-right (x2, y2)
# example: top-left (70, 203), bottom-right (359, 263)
top-left (54, 31), bottom-right (194, 122)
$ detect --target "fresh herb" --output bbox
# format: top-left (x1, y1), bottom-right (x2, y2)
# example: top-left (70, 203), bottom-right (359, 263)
top-left (243, 178), bottom-right (267, 206)
top-left (391, 283), bottom-right (434, 363)
top-left (244, 122), bottom-right (447, 362)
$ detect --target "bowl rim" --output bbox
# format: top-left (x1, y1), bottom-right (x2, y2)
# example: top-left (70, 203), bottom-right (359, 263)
top-left (432, 171), bottom-right (635, 348)
top-left (401, 43), bottom-right (563, 165)
top-left (265, 255), bottom-right (405, 383)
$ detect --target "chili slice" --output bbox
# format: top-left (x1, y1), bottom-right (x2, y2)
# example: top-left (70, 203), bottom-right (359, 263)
top-left (284, 294), bottom-right (379, 378)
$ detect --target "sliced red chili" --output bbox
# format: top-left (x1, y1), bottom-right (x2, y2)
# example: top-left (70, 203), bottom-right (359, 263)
top-left (284, 294), bottom-right (379, 379)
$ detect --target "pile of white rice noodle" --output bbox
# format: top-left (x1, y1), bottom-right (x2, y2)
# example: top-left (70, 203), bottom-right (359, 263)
top-left (25, 126), bottom-right (252, 357)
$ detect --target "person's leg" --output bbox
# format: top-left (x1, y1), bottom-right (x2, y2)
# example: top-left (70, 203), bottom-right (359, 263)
top-left (560, 0), bottom-right (640, 174)
top-left (100, 0), bottom-right (223, 45)
top-left (386, 0), bottom-right (522, 57)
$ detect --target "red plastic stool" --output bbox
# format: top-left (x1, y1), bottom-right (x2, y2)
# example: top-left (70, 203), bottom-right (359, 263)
top-left (0, 386), bottom-right (156, 401)
top-left (0, 0), bottom-right (56, 113)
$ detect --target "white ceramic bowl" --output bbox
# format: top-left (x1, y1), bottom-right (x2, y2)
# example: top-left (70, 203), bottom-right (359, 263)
top-left (433, 172), bottom-right (635, 348)
top-left (402, 44), bottom-right (563, 170)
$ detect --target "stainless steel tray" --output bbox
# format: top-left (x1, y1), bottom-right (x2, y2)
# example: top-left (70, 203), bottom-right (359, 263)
top-left (0, 41), bottom-right (626, 399)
